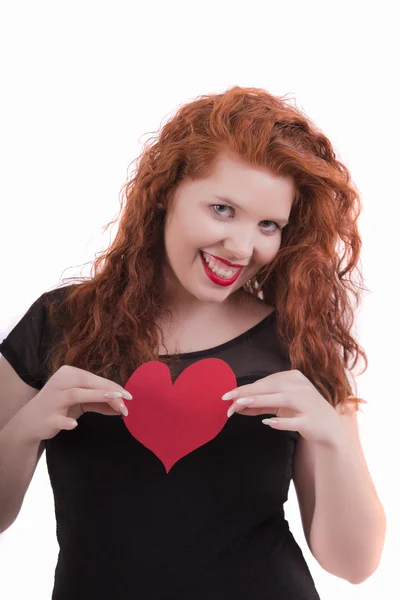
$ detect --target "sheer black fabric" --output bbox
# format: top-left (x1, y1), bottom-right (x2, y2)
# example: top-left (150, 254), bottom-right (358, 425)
top-left (0, 286), bottom-right (320, 599)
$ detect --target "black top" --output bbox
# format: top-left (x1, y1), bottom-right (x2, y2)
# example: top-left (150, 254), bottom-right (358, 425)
top-left (0, 286), bottom-right (320, 599)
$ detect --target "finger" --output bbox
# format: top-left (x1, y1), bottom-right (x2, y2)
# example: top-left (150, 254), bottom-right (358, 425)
top-left (227, 394), bottom-right (288, 417)
top-left (63, 388), bottom-right (130, 415)
top-left (227, 402), bottom-right (279, 418)
top-left (82, 402), bottom-right (126, 416)
top-left (234, 393), bottom-right (296, 410)
top-left (103, 391), bottom-right (130, 415)
top-left (228, 407), bottom-right (279, 417)
top-left (56, 365), bottom-right (131, 399)
top-left (55, 415), bottom-right (79, 431)
top-left (221, 372), bottom-right (287, 400)
top-left (261, 416), bottom-right (302, 432)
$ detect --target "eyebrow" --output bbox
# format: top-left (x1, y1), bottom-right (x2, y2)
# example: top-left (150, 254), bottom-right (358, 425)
top-left (213, 195), bottom-right (289, 225)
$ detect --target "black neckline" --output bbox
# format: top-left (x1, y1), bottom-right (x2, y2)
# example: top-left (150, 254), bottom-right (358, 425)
top-left (159, 309), bottom-right (276, 360)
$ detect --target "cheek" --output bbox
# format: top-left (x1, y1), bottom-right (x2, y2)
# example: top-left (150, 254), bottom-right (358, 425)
top-left (173, 216), bottom-right (217, 251)
top-left (255, 241), bottom-right (281, 267)
top-left (164, 222), bottom-right (200, 261)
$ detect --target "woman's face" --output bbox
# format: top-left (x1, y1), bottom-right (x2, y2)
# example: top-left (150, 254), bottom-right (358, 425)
top-left (162, 151), bottom-right (295, 310)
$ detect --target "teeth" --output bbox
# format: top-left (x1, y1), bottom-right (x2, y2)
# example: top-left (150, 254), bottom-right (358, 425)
top-left (201, 252), bottom-right (239, 279)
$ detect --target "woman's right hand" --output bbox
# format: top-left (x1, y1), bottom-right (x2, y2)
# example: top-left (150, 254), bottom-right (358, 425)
top-left (17, 364), bottom-right (133, 443)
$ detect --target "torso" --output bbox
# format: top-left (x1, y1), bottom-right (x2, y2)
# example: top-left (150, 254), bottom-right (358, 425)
top-left (157, 293), bottom-right (275, 356)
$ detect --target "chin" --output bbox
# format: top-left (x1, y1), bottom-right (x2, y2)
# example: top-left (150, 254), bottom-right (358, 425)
top-left (193, 285), bottom-right (235, 303)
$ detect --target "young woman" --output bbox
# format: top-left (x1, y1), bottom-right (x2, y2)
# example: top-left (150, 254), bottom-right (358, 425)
top-left (0, 86), bottom-right (386, 599)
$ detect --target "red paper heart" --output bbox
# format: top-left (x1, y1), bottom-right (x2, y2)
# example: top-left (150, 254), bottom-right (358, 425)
top-left (122, 359), bottom-right (237, 473)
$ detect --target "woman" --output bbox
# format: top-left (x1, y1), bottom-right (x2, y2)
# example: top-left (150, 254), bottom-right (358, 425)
top-left (0, 86), bottom-right (386, 599)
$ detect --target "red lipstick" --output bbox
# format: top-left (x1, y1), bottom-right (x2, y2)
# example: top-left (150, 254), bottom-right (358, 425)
top-left (202, 252), bottom-right (245, 268)
top-left (200, 252), bottom-right (243, 287)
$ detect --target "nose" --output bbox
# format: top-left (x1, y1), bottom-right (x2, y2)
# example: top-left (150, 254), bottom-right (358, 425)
top-left (222, 229), bottom-right (255, 263)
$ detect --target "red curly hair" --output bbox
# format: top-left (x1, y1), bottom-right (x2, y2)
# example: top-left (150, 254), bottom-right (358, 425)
top-left (44, 86), bottom-right (368, 411)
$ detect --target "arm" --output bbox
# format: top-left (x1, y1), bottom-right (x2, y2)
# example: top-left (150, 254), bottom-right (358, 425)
top-left (0, 356), bottom-right (44, 533)
top-left (294, 405), bottom-right (386, 584)
top-left (0, 412), bottom-right (45, 533)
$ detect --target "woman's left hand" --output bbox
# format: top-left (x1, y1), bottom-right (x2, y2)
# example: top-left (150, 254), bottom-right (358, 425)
top-left (222, 369), bottom-right (347, 448)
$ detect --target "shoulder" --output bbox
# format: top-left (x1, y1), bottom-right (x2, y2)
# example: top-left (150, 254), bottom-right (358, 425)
top-left (41, 283), bottom-right (79, 304)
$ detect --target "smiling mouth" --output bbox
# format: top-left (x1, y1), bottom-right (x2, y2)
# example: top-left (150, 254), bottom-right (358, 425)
top-left (202, 251), bottom-right (245, 269)
top-left (200, 251), bottom-right (243, 285)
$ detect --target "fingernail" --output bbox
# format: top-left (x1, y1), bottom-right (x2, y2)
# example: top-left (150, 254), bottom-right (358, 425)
top-left (222, 390), bottom-right (239, 401)
top-left (122, 390), bottom-right (133, 400)
top-left (120, 403), bottom-right (129, 417)
top-left (262, 418), bottom-right (278, 425)
top-left (236, 397), bottom-right (255, 406)
top-left (105, 392), bottom-right (123, 399)
top-left (227, 404), bottom-right (236, 418)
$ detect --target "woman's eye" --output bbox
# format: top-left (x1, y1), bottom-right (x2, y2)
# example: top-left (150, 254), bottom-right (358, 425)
top-left (211, 204), bottom-right (233, 217)
top-left (210, 204), bottom-right (281, 232)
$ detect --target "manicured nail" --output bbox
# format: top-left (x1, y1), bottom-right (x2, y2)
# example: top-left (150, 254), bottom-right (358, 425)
top-left (105, 392), bottom-right (123, 399)
top-left (262, 418), bottom-right (278, 425)
top-left (227, 404), bottom-right (236, 418)
top-left (236, 397), bottom-right (255, 406)
top-left (222, 390), bottom-right (239, 401)
top-left (122, 390), bottom-right (133, 400)
top-left (120, 403), bottom-right (129, 416)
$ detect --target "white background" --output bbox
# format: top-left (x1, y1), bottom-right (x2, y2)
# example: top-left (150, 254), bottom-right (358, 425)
top-left (0, 1), bottom-right (398, 598)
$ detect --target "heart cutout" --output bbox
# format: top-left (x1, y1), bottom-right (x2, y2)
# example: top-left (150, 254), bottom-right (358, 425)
top-left (122, 358), bottom-right (237, 473)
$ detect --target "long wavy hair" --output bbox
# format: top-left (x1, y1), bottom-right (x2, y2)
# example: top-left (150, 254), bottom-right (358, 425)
top-left (44, 86), bottom-right (368, 410)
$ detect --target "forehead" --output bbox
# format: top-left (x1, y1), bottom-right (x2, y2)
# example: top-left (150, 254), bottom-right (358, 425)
top-left (170, 151), bottom-right (295, 217)
top-left (211, 152), bottom-right (293, 191)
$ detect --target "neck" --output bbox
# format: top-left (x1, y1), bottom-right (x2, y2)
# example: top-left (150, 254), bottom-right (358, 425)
top-left (161, 287), bottom-right (250, 323)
